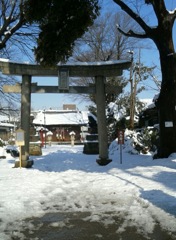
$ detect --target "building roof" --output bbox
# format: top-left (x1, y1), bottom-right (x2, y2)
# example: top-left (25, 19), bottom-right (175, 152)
top-left (0, 115), bottom-right (15, 128)
top-left (0, 122), bottom-right (14, 128)
top-left (0, 115), bottom-right (9, 122)
top-left (33, 110), bottom-right (94, 126)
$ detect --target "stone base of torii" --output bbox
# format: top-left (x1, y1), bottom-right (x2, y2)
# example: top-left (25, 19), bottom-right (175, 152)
top-left (0, 59), bottom-right (130, 167)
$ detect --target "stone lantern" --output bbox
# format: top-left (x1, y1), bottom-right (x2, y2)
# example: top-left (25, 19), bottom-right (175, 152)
top-left (69, 131), bottom-right (76, 146)
top-left (46, 131), bottom-right (53, 146)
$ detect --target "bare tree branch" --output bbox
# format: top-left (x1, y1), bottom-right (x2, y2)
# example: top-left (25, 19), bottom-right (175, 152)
top-left (113, 0), bottom-right (151, 33)
top-left (145, 0), bottom-right (167, 22)
top-left (0, 0), bottom-right (26, 50)
top-left (116, 24), bottom-right (148, 39)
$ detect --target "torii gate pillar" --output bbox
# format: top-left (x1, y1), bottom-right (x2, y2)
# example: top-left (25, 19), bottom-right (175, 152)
top-left (15, 75), bottom-right (33, 168)
top-left (95, 76), bottom-right (112, 165)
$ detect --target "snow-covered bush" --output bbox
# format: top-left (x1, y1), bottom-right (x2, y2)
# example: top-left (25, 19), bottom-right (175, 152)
top-left (109, 127), bottom-right (159, 155)
top-left (125, 128), bottom-right (159, 154)
top-left (137, 127), bottom-right (159, 153)
top-left (109, 130), bottom-right (139, 155)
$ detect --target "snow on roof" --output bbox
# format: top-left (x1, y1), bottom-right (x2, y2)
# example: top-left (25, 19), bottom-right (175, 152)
top-left (0, 58), bottom-right (130, 67)
top-left (139, 98), bottom-right (156, 110)
top-left (0, 122), bottom-right (14, 128)
top-left (140, 98), bottom-right (153, 106)
top-left (0, 58), bottom-right (31, 64)
top-left (147, 102), bottom-right (156, 109)
top-left (0, 115), bottom-right (9, 122)
top-left (57, 59), bottom-right (130, 66)
top-left (33, 110), bottom-right (91, 126)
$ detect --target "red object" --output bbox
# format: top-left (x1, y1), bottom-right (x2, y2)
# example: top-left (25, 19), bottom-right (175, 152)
top-left (118, 130), bottom-right (124, 144)
top-left (40, 130), bottom-right (44, 147)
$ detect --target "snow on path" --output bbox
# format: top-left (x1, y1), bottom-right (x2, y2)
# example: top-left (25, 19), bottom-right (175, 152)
top-left (0, 144), bottom-right (176, 239)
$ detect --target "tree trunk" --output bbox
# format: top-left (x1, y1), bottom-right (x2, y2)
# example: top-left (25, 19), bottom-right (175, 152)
top-left (155, 53), bottom-right (176, 158)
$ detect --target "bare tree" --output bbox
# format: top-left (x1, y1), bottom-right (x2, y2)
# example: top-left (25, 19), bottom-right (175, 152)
top-left (73, 11), bottom-right (139, 62)
top-left (0, 0), bottom-right (38, 60)
top-left (114, 0), bottom-right (176, 158)
top-left (70, 12), bottom-right (141, 106)
top-left (128, 48), bottom-right (158, 129)
top-left (0, 0), bottom-right (39, 113)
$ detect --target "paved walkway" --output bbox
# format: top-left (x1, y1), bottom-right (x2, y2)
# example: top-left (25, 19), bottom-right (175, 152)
top-left (11, 212), bottom-right (176, 240)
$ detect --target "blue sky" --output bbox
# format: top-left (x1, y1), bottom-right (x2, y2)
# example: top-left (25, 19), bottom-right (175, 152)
top-left (31, 0), bottom-right (176, 110)
top-left (31, 77), bottom-right (92, 111)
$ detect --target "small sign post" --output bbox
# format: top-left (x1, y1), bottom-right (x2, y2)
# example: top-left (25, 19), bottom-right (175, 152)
top-left (118, 130), bottom-right (124, 164)
top-left (15, 129), bottom-right (25, 168)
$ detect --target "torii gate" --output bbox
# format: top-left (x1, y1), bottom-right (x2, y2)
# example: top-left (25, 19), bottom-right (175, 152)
top-left (0, 59), bottom-right (131, 167)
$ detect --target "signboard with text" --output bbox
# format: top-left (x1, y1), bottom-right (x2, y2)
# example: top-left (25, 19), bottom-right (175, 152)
top-left (58, 69), bottom-right (69, 90)
top-left (118, 130), bottom-right (124, 145)
top-left (118, 130), bottom-right (124, 164)
top-left (15, 129), bottom-right (25, 146)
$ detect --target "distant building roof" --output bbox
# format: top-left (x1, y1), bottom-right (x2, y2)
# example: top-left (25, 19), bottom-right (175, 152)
top-left (33, 110), bottom-right (95, 126)
top-left (0, 122), bottom-right (14, 128)
top-left (0, 115), bottom-right (9, 122)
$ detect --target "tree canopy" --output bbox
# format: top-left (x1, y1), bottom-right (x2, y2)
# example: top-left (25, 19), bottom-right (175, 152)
top-left (23, 0), bottom-right (100, 66)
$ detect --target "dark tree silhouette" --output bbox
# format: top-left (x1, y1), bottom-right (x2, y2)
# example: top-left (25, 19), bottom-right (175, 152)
top-left (114, 0), bottom-right (176, 158)
top-left (23, 0), bottom-right (100, 65)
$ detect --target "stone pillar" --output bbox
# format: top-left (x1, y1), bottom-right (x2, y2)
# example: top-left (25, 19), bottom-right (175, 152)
top-left (95, 76), bottom-right (112, 165)
top-left (15, 75), bottom-right (33, 168)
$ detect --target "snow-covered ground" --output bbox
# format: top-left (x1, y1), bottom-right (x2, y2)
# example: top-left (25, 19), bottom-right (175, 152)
top-left (0, 141), bottom-right (176, 239)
